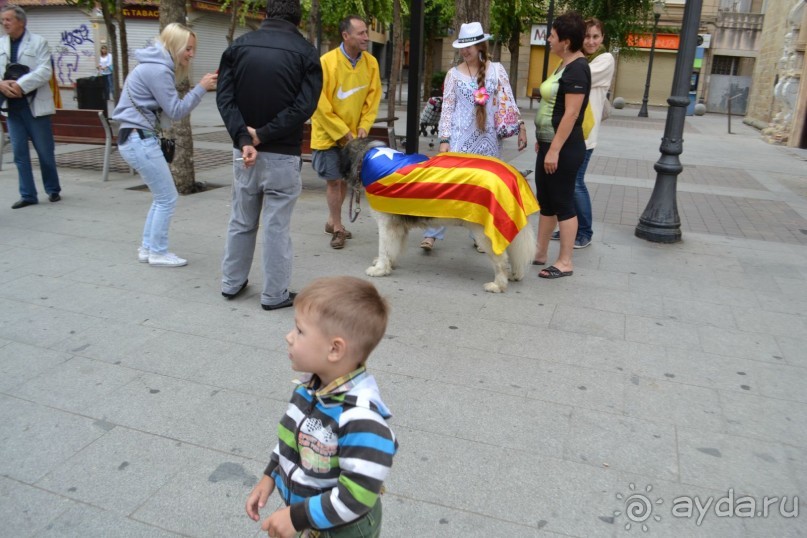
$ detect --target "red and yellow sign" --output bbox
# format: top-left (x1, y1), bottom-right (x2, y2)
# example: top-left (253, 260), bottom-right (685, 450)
top-left (122, 6), bottom-right (159, 19)
top-left (627, 33), bottom-right (680, 51)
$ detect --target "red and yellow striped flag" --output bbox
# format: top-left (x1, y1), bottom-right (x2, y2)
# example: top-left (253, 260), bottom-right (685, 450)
top-left (363, 151), bottom-right (539, 255)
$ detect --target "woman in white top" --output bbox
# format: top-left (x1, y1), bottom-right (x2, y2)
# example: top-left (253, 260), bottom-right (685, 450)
top-left (97, 45), bottom-right (113, 101)
top-left (555, 17), bottom-right (614, 249)
top-left (420, 21), bottom-right (528, 251)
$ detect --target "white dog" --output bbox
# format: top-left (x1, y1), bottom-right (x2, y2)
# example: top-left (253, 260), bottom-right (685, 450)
top-left (340, 139), bottom-right (538, 293)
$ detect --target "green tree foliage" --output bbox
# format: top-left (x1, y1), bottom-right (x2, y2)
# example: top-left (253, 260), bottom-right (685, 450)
top-left (556, 0), bottom-right (654, 51)
top-left (490, 0), bottom-right (546, 95)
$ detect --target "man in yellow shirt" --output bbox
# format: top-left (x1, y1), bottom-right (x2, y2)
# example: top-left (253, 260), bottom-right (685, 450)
top-left (311, 15), bottom-right (381, 249)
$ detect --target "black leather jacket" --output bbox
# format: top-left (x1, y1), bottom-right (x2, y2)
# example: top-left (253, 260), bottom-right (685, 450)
top-left (216, 18), bottom-right (323, 155)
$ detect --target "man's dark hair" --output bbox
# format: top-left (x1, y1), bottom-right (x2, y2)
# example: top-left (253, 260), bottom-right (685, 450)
top-left (339, 15), bottom-right (365, 36)
top-left (552, 11), bottom-right (585, 52)
top-left (265, 0), bottom-right (301, 26)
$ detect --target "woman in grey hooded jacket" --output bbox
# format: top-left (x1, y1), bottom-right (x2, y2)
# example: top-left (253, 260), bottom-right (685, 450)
top-left (112, 23), bottom-right (217, 267)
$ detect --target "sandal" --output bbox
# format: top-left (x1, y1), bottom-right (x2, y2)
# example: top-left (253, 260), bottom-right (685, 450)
top-left (420, 237), bottom-right (436, 251)
top-left (538, 265), bottom-right (573, 279)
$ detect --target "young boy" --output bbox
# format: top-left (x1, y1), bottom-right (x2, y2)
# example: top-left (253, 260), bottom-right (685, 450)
top-left (246, 276), bottom-right (397, 538)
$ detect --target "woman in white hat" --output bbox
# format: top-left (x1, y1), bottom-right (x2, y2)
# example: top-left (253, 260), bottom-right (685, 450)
top-left (420, 21), bottom-right (528, 252)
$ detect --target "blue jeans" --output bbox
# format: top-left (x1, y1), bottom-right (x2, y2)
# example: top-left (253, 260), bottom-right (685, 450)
top-left (574, 149), bottom-right (594, 241)
top-left (118, 135), bottom-right (178, 255)
top-left (7, 106), bottom-right (61, 202)
top-left (103, 73), bottom-right (113, 101)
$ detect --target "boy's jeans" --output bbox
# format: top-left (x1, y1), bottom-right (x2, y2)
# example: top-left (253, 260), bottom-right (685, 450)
top-left (118, 135), bottom-right (178, 255)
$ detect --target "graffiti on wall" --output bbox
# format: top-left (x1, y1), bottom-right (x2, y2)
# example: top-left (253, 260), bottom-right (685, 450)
top-left (54, 24), bottom-right (95, 85)
top-left (60, 24), bottom-right (93, 51)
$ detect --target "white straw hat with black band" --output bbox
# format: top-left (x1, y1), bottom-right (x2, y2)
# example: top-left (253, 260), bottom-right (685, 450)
top-left (452, 22), bottom-right (492, 48)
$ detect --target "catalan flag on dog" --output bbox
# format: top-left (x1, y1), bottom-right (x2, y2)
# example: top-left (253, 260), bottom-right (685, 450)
top-left (360, 147), bottom-right (539, 255)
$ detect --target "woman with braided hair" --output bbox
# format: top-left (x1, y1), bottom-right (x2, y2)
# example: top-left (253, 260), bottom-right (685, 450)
top-left (420, 21), bottom-right (528, 252)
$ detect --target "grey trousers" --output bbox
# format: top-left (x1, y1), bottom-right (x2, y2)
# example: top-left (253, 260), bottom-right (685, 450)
top-left (221, 150), bottom-right (302, 306)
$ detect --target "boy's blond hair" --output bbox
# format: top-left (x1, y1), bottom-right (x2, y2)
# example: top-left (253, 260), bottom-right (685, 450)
top-left (158, 22), bottom-right (195, 81)
top-left (295, 276), bottom-right (389, 364)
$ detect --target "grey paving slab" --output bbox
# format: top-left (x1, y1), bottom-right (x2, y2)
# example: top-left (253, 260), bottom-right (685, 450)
top-left (9, 356), bottom-right (142, 415)
top-left (0, 476), bottom-right (74, 538)
top-left (0, 301), bottom-right (104, 349)
top-left (0, 341), bottom-right (72, 392)
top-left (129, 450), bottom-right (262, 537)
top-left (34, 503), bottom-right (181, 537)
top-left (774, 335), bottom-right (807, 368)
top-left (676, 427), bottom-right (801, 496)
top-left (625, 314), bottom-right (702, 350)
top-left (381, 494), bottom-right (565, 537)
top-left (0, 395), bottom-right (108, 483)
top-left (82, 373), bottom-right (226, 437)
top-left (628, 347), bottom-right (765, 397)
top-left (698, 324), bottom-right (783, 363)
top-left (549, 304), bottom-right (626, 341)
top-left (720, 390), bottom-right (807, 447)
top-left (377, 372), bottom-right (572, 458)
top-left (49, 320), bottom-right (165, 363)
top-left (564, 408), bottom-right (679, 481)
top-left (623, 377), bottom-right (724, 431)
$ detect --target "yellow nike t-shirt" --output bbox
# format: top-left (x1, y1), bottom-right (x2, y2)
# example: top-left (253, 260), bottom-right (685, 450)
top-left (310, 47), bottom-right (381, 150)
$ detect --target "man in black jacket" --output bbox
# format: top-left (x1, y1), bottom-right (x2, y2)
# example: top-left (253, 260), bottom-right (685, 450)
top-left (216, 0), bottom-right (322, 310)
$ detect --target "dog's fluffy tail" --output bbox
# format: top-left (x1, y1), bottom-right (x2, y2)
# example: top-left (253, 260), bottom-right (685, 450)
top-left (507, 225), bottom-right (537, 280)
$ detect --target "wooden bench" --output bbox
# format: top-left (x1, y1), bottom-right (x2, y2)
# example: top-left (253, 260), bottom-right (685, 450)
top-left (0, 108), bottom-right (118, 182)
top-left (529, 88), bottom-right (541, 109)
top-left (301, 116), bottom-right (398, 162)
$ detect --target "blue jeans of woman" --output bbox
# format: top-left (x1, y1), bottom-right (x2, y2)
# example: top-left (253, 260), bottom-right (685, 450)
top-left (573, 149), bottom-right (594, 241)
top-left (7, 105), bottom-right (61, 202)
top-left (118, 134), bottom-right (178, 255)
top-left (103, 73), bottom-right (113, 101)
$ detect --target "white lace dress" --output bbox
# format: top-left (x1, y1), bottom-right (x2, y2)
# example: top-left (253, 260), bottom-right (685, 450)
top-left (438, 62), bottom-right (507, 158)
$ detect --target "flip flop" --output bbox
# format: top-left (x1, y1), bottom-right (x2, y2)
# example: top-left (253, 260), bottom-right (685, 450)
top-left (539, 265), bottom-right (573, 279)
top-left (532, 260), bottom-right (546, 266)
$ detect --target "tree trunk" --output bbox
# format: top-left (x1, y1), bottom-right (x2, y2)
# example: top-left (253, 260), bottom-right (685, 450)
top-left (454, 0), bottom-right (491, 33)
top-left (508, 33), bottom-right (520, 97)
top-left (160, 0), bottom-right (198, 194)
top-left (99, 2), bottom-right (120, 101)
top-left (387, 0), bottom-right (403, 120)
top-left (114, 0), bottom-right (130, 79)
top-left (226, 0), bottom-right (240, 45)
top-left (307, 0), bottom-right (320, 51)
top-left (422, 36), bottom-right (433, 101)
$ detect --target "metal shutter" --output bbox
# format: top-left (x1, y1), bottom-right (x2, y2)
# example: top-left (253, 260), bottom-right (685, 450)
top-left (188, 13), bottom-right (253, 79)
top-left (25, 8), bottom-right (97, 86)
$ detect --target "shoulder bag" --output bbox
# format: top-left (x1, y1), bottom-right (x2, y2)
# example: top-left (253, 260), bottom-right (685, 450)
top-left (126, 85), bottom-right (176, 163)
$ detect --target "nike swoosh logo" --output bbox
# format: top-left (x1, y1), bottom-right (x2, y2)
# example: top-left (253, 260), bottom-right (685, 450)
top-left (337, 85), bottom-right (368, 100)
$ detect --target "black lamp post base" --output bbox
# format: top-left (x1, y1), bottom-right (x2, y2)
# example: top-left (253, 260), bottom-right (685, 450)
top-left (635, 219), bottom-right (682, 243)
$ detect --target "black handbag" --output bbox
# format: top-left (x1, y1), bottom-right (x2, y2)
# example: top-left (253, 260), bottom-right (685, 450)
top-left (160, 137), bottom-right (176, 164)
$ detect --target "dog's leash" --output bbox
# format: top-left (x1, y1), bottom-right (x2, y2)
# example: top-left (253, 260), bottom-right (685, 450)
top-left (348, 186), bottom-right (362, 223)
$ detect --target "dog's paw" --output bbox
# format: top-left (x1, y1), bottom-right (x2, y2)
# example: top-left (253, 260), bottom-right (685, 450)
top-left (366, 265), bottom-right (392, 277)
top-left (509, 271), bottom-right (525, 282)
top-left (484, 282), bottom-right (505, 293)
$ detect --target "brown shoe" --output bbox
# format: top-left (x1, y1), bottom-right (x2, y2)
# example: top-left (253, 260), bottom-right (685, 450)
top-left (330, 229), bottom-right (347, 249)
top-left (325, 223), bottom-right (352, 239)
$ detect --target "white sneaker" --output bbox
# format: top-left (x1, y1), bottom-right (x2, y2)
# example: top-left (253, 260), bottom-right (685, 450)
top-left (138, 247), bottom-right (149, 263)
top-left (148, 252), bottom-right (187, 267)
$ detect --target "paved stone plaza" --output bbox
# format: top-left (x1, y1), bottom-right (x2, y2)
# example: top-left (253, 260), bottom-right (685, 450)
top-left (1, 94), bottom-right (806, 537)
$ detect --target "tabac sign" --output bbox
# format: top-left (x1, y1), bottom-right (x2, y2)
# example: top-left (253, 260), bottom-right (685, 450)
top-left (122, 6), bottom-right (159, 19)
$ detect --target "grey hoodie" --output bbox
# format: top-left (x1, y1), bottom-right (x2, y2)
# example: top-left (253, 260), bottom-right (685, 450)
top-left (111, 41), bottom-right (206, 131)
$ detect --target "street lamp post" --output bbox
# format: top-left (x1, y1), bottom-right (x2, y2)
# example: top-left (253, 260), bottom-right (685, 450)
top-left (638, 1), bottom-right (665, 118)
top-left (635, 0), bottom-right (704, 243)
